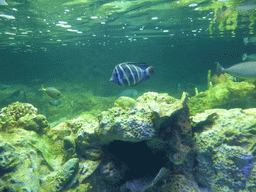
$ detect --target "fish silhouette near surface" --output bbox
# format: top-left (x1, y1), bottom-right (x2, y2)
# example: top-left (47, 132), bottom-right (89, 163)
top-left (110, 62), bottom-right (154, 87)
top-left (216, 61), bottom-right (256, 79)
top-left (39, 86), bottom-right (61, 99)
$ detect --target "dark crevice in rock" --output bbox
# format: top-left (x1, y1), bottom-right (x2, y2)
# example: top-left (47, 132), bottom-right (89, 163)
top-left (100, 140), bottom-right (168, 190)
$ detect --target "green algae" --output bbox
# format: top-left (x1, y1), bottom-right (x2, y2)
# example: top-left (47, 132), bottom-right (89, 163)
top-left (114, 96), bottom-right (137, 109)
top-left (188, 76), bottom-right (256, 116)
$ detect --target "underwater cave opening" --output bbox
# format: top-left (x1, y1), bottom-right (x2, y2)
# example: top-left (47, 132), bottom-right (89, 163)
top-left (102, 140), bottom-right (168, 184)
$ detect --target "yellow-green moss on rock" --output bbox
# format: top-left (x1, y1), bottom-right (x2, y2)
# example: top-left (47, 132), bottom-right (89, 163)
top-left (188, 78), bottom-right (255, 116)
top-left (114, 96), bottom-right (137, 109)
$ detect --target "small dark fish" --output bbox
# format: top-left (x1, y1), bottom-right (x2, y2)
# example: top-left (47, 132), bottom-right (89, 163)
top-left (40, 86), bottom-right (61, 99)
top-left (216, 61), bottom-right (256, 79)
top-left (110, 62), bottom-right (154, 86)
top-left (49, 99), bottom-right (61, 106)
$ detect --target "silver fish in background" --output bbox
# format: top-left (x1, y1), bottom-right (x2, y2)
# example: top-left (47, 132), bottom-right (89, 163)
top-left (216, 61), bottom-right (256, 79)
top-left (110, 62), bottom-right (154, 86)
top-left (242, 53), bottom-right (256, 61)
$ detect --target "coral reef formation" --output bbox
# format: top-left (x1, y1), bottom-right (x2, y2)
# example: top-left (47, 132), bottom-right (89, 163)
top-left (1, 90), bottom-right (256, 192)
top-left (0, 92), bottom-right (195, 192)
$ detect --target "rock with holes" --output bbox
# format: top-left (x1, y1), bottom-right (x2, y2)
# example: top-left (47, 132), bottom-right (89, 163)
top-left (0, 103), bottom-right (78, 192)
top-left (192, 108), bottom-right (256, 191)
top-left (96, 92), bottom-right (190, 144)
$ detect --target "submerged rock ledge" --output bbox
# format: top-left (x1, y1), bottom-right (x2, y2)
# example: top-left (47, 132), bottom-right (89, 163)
top-left (0, 92), bottom-right (255, 192)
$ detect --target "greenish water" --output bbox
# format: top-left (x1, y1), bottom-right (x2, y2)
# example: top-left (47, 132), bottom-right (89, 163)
top-left (1, 1), bottom-right (256, 191)
top-left (0, 0), bottom-right (256, 104)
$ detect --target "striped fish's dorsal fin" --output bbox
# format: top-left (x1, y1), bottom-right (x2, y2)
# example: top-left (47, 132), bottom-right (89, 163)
top-left (124, 62), bottom-right (148, 70)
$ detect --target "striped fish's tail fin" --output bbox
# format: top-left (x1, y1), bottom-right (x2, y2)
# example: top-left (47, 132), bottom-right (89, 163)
top-left (145, 66), bottom-right (154, 75)
top-left (216, 62), bottom-right (224, 76)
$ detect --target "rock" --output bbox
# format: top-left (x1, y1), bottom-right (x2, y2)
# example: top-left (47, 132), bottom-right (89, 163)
top-left (0, 92), bottom-right (194, 192)
top-left (18, 114), bottom-right (49, 133)
top-left (188, 79), bottom-right (256, 116)
top-left (96, 92), bottom-right (190, 145)
top-left (75, 115), bottom-right (100, 159)
top-left (192, 108), bottom-right (256, 191)
top-left (160, 174), bottom-right (201, 192)
top-left (114, 96), bottom-right (137, 108)
top-left (0, 138), bottom-right (19, 174)
top-left (55, 158), bottom-right (79, 191)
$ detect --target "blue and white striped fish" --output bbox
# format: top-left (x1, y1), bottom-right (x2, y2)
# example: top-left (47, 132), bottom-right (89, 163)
top-left (110, 62), bottom-right (154, 87)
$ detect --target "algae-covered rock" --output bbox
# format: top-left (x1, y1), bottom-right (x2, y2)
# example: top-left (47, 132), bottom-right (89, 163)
top-left (192, 108), bottom-right (256, 191)
top-left (0, 103), bottom-right (67, 192)
top-left (96, 92), bottom-right (189, 144)
top-left (0, 129), bottom-right (57, 192)
top-left (0, 92), bottom-right (192, 192)
top-left (160, 174), bottom-right (201, 192)
top-left (0, 139), bottom-right (19, 173)
top-left (55, 158), bottom-right (79, 191)
top-left (18, 114), bottom-right (49, 133)
top-left (114, 96), bottom-right (137, 108)
top-left (188, 78), bottom-right (256, 116)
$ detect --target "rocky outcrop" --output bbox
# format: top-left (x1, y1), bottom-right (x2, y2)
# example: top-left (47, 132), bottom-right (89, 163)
top-left (192, 108), bottom-right (256, 191)
top-left (2, 93), bottom-right (256, 192)
top-left (0, 92), bottom-right (195, 192)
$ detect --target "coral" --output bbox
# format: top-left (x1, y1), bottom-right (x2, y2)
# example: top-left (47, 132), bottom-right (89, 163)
top-left (0, 102), bottom-right (49, 133)
top-left (100, 160), bottom-right (127, 185)
top-left (194, 87), bottom-right (198, 95)
top-left (213, 145), bottom-right (254, 190)
top-left (1, 102), bottom-right (37, 121)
